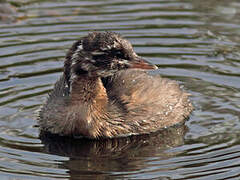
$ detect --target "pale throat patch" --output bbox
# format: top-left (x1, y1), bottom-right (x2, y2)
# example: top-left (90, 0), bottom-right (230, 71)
top-left (71, 42), bottom-right (83, 63)
top-left (68, 42), bottom-right (84, 92)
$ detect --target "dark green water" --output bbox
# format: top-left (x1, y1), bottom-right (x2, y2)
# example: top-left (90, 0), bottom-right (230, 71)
top-left (0, 0), bottom-right (240, 179)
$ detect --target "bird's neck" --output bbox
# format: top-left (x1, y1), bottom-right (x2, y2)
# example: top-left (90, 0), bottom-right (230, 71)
top-left (70, 75), bottom-right (108, 108)
top-left (69, 75), bottom-right (108, 137)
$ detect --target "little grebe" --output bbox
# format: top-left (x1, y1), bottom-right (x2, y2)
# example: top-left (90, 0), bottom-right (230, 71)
top-left (39, 32), bottom-right (193, 139)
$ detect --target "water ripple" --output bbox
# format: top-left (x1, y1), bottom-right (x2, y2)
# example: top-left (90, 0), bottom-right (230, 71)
top-left (0, 0), bottom-right (240, 179)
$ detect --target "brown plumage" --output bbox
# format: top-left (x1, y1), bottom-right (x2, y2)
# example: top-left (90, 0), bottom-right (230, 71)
top-left (38, 32), bottom-right (193, 139)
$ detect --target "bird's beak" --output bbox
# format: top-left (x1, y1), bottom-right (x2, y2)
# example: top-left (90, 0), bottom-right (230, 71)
top-left (128, 56), bottom-right (158, 70)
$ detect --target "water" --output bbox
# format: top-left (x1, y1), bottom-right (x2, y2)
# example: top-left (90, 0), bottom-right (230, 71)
top-left (0, 0), bottom-right (240, 179)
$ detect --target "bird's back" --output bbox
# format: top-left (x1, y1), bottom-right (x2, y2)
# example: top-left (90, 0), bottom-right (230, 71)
top-left (103, 69), bottom-right (193, 133)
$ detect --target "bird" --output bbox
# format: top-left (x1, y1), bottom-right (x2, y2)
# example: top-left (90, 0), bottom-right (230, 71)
top-left (38, 32), bottom-right (193, 139)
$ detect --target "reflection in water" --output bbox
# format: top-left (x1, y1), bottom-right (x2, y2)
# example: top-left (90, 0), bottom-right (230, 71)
top-left (41, 125), bottom-right (186, 179)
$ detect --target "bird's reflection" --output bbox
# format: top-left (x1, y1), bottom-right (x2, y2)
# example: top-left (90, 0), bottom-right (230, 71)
top-left (40, 124), bottom-right (187, 179)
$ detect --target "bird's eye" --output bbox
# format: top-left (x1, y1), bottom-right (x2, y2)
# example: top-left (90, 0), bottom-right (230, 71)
top-left (112, 49), bottom-right (126, 59)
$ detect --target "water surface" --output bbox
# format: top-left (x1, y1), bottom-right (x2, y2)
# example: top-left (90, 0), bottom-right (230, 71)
top-left (0, 0), bottom-right (240, 179)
